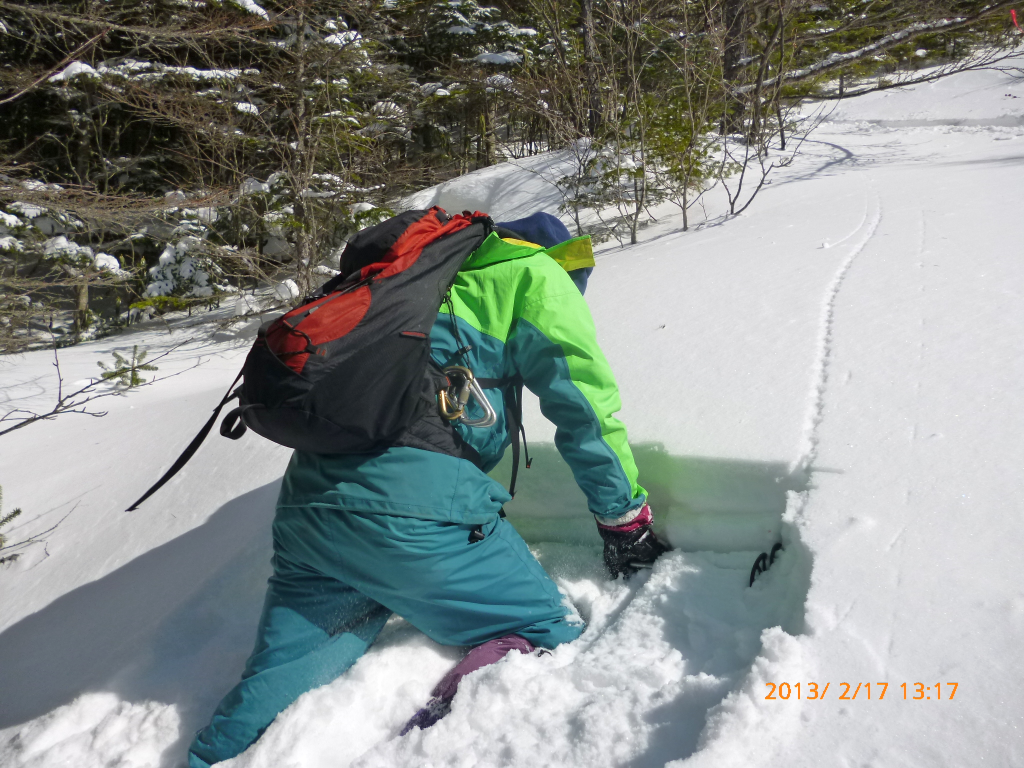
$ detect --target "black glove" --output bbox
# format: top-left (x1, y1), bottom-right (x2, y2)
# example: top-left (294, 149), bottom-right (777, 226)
top-left (596, 504), bottom-right (671, 578)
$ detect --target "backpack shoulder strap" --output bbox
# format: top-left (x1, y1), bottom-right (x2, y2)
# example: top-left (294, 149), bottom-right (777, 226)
top-left (125, 370), bottom-right (243, 511)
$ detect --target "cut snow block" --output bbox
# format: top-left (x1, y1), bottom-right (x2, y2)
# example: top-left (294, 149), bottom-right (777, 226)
top-left (491, 443), bottom-right (810, 553)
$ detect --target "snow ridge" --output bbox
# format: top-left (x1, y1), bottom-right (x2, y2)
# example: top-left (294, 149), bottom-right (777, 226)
top-left (791, 195), bottom-right (882, 475)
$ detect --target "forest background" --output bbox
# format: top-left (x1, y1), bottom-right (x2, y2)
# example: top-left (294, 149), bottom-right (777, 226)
top-left (0, 0), bottom-right (1019, 352)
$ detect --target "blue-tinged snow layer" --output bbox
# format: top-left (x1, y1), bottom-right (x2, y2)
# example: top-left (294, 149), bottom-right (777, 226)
top-left (493, 442), bottom-right (809, 553)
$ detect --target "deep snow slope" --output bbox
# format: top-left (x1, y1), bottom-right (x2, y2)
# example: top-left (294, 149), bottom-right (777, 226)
top-left (2, 60), bottom-right (1024, 768)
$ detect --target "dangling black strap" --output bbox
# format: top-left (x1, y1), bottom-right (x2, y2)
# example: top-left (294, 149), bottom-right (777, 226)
top-left (126, 370), bottom-right (244, 511)
top-left (470, 374), bottom-right (531, 498)
top-left (508, 405), bottom-right (521, 497)
top-left (505, 377), bottom-right (531, 498)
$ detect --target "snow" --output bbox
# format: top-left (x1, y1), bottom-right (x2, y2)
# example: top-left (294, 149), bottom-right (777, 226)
top-left (403, 151), bottom-right (572, 220)
top-left (92, 253), bottom-right (124, 275)
top-left (0, 235), bottom-right (23, 252)
top-left (324, 31), bottom-right (361, 47)
top-left (823, 65), bottom-right (1024, 127)
top-left (48, 61), bottom-right (99, 82)
top-left (96, 62), bottom-right (261, 83)
top-left (51, 59), bottom-right (261, 85)
top-left (228, 0), bottom-right (268, 20)
top-left (146, 239), bottom-right (213, 297)
top-left (474, 51), bottom-right (523, 65)
top-left (194, 208), bottom-right (219, 225)
top-left (234, 103), bottom-right (259, 116)
top-left (371, 101), bottom-right (404, 119)
top-left (0, 212), bottom-right (23, 229)
top-left (42, 236), bottom-right (90, 261)
top-left (6, 694), bottom-right (180, 768)
top-left (418, 82), bottom-right (453, 99)
top-left (273, 279), bottom-right (299, 301)
top-left (485, 74), bottom-right (515, 91)
top-left (734, 20), bottom-right (981, 95)
top-left (238, 178), bottom-right (269, 197)
top-left (3, 62), bottom-right (1024, 768)
top-left (22, 181), bottom-right (63, 194)
top-left (9, 202), bottom-right (45, 219)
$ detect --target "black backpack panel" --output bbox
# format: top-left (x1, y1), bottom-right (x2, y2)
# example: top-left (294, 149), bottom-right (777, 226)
top-left (237, 208), bottom-right (492, 453)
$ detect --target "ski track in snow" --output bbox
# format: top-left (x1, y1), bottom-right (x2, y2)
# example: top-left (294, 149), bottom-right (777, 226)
top-left (791, 188), bottom-right (882, 475)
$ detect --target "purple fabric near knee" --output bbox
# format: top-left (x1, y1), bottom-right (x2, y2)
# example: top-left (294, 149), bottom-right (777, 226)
top-left (430, 634), bottom-right (534, 700)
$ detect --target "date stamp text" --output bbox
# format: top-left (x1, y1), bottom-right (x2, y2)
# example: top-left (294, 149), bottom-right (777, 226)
top-left (765, 682), bottom-right (958, 701)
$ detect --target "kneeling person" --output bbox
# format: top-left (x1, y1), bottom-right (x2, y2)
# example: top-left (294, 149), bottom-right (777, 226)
top-left (188, 211), bottom-right (667, 767)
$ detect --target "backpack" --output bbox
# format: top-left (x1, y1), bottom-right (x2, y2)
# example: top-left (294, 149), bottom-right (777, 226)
top-left (128, 207), bottom-right (495, 510)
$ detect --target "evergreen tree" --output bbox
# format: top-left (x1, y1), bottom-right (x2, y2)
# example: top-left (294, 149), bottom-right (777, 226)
top-left (0, 485), bottom-right (23, 560)
top-left (97, 345), bottom-right (157, 387)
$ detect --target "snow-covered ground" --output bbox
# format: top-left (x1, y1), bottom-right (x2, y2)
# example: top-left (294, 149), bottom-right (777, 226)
top-left (2, 62), bottom-right (1024, 768)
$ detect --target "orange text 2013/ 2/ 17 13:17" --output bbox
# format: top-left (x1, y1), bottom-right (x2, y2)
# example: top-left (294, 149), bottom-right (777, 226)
top-left (764, 682), bottom-right (959, 701)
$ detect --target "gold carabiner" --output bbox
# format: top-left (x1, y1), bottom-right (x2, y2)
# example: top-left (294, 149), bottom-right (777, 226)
top-left (437, 389), bottom-right (465, 421)
top-left (438, 365), bottom-right (497, 428)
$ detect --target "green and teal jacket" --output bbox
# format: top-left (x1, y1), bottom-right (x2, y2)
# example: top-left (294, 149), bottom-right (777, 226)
top-left (278, 232), bottom-right (647, 525)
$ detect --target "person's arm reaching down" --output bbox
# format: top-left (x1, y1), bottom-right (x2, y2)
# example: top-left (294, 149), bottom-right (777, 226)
top-left (507, 261), bottom-right (643, 520)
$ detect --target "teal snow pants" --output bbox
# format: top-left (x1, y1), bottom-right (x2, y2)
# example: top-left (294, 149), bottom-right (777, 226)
top-left (187, 505), bottom-right (584, 768)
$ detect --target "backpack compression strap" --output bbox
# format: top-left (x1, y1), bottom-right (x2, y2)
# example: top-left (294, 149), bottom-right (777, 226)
top-left (125, 370), bottom-right (243, 511)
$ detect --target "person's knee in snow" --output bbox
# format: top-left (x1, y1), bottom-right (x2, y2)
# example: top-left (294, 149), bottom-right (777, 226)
top-left (401, 634), bottom-right (535, 734)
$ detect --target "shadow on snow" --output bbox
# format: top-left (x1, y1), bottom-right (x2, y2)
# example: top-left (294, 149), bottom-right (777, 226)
top-left (0, 482), bottom-right (279, 765)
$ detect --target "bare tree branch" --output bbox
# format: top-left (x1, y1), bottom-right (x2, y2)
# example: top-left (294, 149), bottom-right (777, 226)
top-left (0, 339), bottom-right (203, 438)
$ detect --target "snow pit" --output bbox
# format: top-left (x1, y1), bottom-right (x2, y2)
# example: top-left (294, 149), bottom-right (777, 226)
top-left (494, 442), bottom-right (808, 554)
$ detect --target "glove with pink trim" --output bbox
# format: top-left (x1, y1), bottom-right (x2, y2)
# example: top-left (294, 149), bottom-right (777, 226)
top-left (596, 503), bottom-right (670, 578)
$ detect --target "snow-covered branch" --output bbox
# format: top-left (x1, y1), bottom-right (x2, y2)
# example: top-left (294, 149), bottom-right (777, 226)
top-left (0, 28), bottom-right (108, 107)
top-left (0, 0), bottom-right (274, 41)
top-left (815, 56), bottom-right (1023, 100)
top-left (734, 2), bottom-right (1018, 95)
